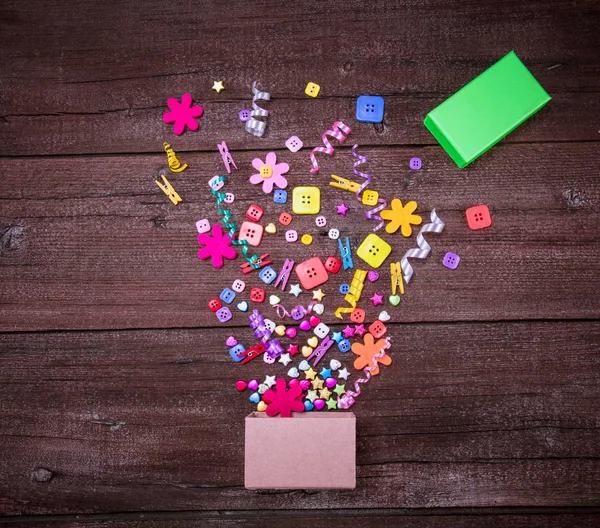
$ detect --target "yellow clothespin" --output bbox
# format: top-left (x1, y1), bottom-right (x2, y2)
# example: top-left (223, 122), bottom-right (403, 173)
top-left (390, 262), bottom-right (404, 296)
top-left (155, 175), bottom-right (182, 205)
top-left (330, 174), bottom-right (361, 193)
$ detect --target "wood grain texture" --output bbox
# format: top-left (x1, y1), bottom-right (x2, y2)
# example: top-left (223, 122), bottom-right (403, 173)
top-left (0, 0), bottom-right (599, 156)
top-left (2, 509), bottom-right (600, 527)
top-left (0, 321), bottom-right (598, 515)
top-left (1, 142), bottom-right (599, 331)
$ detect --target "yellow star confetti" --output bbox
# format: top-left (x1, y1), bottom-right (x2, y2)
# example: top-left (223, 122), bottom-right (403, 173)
top-left (319, 387), bottom-right (332, 400)
top-left (212, 80), bottom-right (225, 93)
top-left (311, 378), bottom-right (324, 390)
top-left (380, 199), bottom-right (422, 237)
top-left (304, 367), bottom-right (317, 380)
top-left (312, 288), bottom-right (325, 301)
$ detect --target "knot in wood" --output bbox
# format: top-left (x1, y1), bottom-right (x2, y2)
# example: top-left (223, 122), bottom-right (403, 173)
top-left (1, 225), bottom-right (24, 251)
top-left (563, 189), bottom-right (584, 209)
top-left (343, 60), bottom-right (355, 72)
top-left (31, 467), bottom-right (53, 482)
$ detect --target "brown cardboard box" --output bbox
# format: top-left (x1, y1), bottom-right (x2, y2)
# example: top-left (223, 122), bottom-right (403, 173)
top-left (245, 411), bottom-right (356, 489)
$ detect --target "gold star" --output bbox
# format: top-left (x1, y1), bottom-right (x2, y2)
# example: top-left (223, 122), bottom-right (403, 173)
top-left (333, 383), bottom-right (346, 395)
top-left (304, 367), bottom-right (317, 380)
top-left (311, 378), bottom-right (324, 390)
top-left (306, 390), bottom-right (319, 403)
top-left (312, 288), bottom-right (325, 302)
top-left (326, 397), bottom-right (338, 410)
top-left (319, 387), bottom-right (332, 400)
top-left (212, 80), bottom-right (225, 93)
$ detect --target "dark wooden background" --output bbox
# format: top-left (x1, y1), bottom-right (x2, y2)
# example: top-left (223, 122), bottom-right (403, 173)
top-left (1, 0), bottom-right (599, 526)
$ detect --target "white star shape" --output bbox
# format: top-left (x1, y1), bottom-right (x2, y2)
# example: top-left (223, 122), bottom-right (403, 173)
top-left (264, 375), bottom-right (277, 388)
top-left (278, 353), bottom-right (292, 366)
top-left (337, 367), bottom-right (350, 380)
top-left (211, 80), bottom-right (224, 93)
top-left (289, 284), bottom-right (302, 297)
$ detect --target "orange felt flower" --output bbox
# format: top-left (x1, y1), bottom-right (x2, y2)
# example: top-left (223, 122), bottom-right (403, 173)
top-left (351, 333), bottom-right (392, 375)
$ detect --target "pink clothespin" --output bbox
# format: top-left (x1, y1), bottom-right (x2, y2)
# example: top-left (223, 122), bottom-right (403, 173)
top-left (307, 335), bottom-right (335, 367)
top-left (274, 258), bottom-right (295, 291)
top-left (218, 141), bottom-right (237, 174)
top-left (240, 343), bottom-right (266, 364)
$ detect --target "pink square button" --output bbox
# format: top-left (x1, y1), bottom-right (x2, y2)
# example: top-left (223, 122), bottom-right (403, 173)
top-left (239, 221), bottom-right (264, 247)
top-left (295, 257), bottom-right (329, 290)
top-left (285, 136), bottom-right (303, 153)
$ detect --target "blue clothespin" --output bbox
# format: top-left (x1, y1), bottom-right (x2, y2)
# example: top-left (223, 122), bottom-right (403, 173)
top-left (338, 237), bottom-right (353, 270)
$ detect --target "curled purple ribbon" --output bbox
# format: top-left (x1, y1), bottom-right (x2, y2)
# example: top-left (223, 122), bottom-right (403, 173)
top-left (274, 301), bottom-right (317, 319)
top-left (248, 309), bottom-right (272, 342)
top-left (352, 144), bottom-right (386, 232)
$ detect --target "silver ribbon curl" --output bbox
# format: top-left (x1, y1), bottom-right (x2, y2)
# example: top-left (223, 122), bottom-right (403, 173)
top-left (244, 81), bottom-right (270, 137)
top-left (400, 209), bottom-right (445, 284)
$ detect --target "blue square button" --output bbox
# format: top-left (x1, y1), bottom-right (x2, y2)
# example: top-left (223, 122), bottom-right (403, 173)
top-left (356, 95), bottom-right (384, 124)
top-left (219, 287), bottom-right (236, 304)
top-left (274, 190), bottom-right (288, 204)
top-left (259, 266), bottom-right (277, 285)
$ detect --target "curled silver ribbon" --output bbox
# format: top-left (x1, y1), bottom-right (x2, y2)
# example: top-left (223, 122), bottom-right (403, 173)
top-left (400, 209), bottom-right (445, 284)
top-left (245, 81), bottom-right (270, 137)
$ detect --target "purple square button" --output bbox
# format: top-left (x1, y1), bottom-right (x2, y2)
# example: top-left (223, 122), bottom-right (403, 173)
top-left (216, 306), bottom-right (232, 323)
top-left (442, 252), bottom-right (460, 270)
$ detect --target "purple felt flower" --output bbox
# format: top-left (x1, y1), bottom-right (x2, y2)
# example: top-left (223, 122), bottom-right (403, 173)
top-left (249, 152), bottom-right (289, 194)
top-left (197, 224), bottom-right (237, 268)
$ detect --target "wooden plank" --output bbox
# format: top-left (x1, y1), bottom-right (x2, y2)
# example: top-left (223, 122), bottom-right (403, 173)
top-left (1, 142), bottom-right (599, 331)
top-left (0, 321), bottom-right (598, 514)
top-left (2, 509), bottom-right (600, 527)
top-left (1, 0), bottom-right (599, 155)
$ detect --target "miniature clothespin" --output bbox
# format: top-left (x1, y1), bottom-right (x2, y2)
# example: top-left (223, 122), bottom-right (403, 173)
top-left (240, 254), bottom-right (273, 274)
top-left (330, 174), bottom-right (361, 193)
top-left (155, 174), bottom-right (182, 205)
top-left (217, 141), bottom-right (237, 174)
top-left (274, 258), bottom-right (294, 291)
top-left (307, 335), bottom-right (335, 367)
top-left (390, 262), bottom-right (405, 295)
top-left (240, 343), bottom-right (267, 364)
top-left (163, 142), bottom-right (188, 173)
top-left (338, 237), bottom-right (354, 270)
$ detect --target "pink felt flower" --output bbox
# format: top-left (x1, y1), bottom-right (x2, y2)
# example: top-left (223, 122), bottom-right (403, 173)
top-left (263, 378), bottom-right (305, 417)
top-left (163, 94), bottom-right (203, 135)
top-left (249, 152), bottom-right (289, 194)
top-left (197, 224), bottom-right (237, 269)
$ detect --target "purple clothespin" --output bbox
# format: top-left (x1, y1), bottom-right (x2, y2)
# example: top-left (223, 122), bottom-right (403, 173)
top-left (217, 141), bottom-right (237, 173)
top-left (307, 335), bottom-right (335, 367)
top-left (274, 258), bottom-right (294, 291)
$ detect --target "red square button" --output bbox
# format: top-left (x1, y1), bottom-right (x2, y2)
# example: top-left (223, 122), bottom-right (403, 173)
top-left (324, 256), bottom-right (342, 274)
top-left (250, 288), bottom-right (265, 303)
top-left (466, 205), bottom-right (492, 230)
top-left (350, 308), bottom-right (365, 324)
top-left (295, 257), bottom-right (329, 290)
top-left (279, 212), bottom-right (292, 226)
top-left (246, 204), bottom-right (264, 222)
top-left (368, 320), bottom-right (387, 339)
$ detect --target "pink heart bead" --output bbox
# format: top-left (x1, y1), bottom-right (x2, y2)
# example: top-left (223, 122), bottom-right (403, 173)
top-left (299, 320), bottom-right (311, 331)
top-left (367, 271), bottom-right (379, 282)
top-left (289, 378), bottom-right (299, 388)
top-left (325, 377), bottom-right (336, 389)
top-left (248, 379), bottom-right (259, 391)
top-left (314, 399), bottom-right (325, 411)
top-left (286, 327), bottom-right (298, 339)
top-left (226, 336), bottom-right (238, 347)
top-left (235, 380), bottom-right (247, 392)
top-left (299, 380), bottom-right (311, 390)
top-left (309, 315), bottom-right (321, 327)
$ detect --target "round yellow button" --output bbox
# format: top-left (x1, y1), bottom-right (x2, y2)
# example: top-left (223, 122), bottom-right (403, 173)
top-left (301, 234), bottom-right (313, 245)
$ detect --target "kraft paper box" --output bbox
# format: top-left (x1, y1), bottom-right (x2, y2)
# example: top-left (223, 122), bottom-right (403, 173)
top-left (245, 411), bottom-right (356, 489)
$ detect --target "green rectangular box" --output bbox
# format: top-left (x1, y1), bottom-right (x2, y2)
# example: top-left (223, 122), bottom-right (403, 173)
top-left (424, 51), bottom-right (551, 168)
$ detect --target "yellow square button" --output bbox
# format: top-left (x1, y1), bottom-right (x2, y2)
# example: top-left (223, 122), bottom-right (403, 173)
top-left (305, 82), bottom-right (321, 98)
top-left (356, 233), bottom-right (392, 269)
top-left (362, 190), bottom-right (379, 207)
top-left (292, 186), bottom-right (321, 215)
